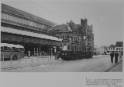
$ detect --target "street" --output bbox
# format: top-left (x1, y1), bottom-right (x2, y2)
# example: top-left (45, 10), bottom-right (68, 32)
top-left (106, 60), bottom-right (123, 72)
top-left (1, 55), bottom-right (122, 72)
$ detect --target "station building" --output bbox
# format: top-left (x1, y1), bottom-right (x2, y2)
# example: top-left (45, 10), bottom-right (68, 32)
top-left (1, 3), bottom-right (62, 56)
top-left (48, 19), bottom-right (94, 57)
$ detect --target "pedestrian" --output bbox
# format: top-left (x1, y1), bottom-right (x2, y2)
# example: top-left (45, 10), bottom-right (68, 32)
top-left (115, 51), bottom-right (119, 64)
top-left (110, 51), bottom-right (114, 63)
top-left (55, 47), bottom-right (61, 60)
top-left (119, 51), bottom-right (123, 58)
top-left (118, 51), bottom-right (122, 61)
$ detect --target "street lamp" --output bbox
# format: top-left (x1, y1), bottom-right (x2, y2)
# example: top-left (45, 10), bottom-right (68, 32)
top-left (83, 35), bottom-right (87, 56)
top-left (83, 36), bottom-right (87, 40)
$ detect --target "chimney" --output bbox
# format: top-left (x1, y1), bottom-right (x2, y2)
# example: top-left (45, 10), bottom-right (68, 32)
top-left (81, 18), bottom-right (84, 25)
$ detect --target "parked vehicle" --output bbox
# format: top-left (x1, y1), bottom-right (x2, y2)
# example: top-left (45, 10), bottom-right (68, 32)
top-left (57, 44), bottom-right (93, 60)
top-left (1, 43), bottom-right (25, 61)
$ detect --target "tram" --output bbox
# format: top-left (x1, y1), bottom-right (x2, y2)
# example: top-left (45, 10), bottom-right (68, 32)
top-left (57, 43), bottom-right (93, 60)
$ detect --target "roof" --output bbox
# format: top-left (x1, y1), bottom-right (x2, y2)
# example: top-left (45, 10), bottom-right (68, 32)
top-left (1, 26), bottom-right (62, 42)
top-left (1, 43), bottom-right (24, 48)
top-left (115, 41), bottom-right (123, 47)
top-left (48, 24), bottom-right (72, 34)
top-left (70, 24), bottom-right (81, 32)
top-left (2, 3), bottom-right (55, 27)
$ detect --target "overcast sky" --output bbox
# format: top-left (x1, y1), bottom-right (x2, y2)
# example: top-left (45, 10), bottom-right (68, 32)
top-left (2, 0), bottom-right (124, 47)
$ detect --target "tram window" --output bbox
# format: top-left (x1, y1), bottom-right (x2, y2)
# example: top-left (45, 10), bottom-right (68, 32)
top-left (116, 48), bottom-right (118, 51)
top-left (18, 48), bottom-right (25, 51)
top-left (3, 46), bottom-right (10, 51)
top-left (1, 47), bottom-right (4, 51)
top-left (12, 47), bottom-right (18, 51)
top-left (121, 48), bottom-right (123, 51)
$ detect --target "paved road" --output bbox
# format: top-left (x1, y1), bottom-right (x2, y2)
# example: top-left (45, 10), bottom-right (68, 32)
top-left (1, 55), bottom-right (122, 72)
top-left (106, 60), bottom-right (123, 72)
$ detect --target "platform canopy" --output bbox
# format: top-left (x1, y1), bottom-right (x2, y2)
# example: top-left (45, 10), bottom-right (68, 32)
top-left (1, 26), bottom-right (62, 42)
top-left (1, 43), bottom-right (24, 48)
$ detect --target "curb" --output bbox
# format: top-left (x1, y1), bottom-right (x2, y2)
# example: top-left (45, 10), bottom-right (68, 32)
top-left (104, 60), bottom-right (122, 72)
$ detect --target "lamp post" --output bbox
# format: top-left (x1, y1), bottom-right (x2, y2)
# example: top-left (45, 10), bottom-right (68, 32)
top-left (83, 35), bottom-right (87, 56)
top-left (83, 36), bottom-right (86, 40)
top-left (53, 46), bottom-right (57, 60)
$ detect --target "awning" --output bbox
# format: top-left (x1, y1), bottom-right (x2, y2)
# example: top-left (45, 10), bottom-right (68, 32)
top-left (1, 26), bottom-right (62, 42)
top-left (1, 43), bottom-right (24, 48)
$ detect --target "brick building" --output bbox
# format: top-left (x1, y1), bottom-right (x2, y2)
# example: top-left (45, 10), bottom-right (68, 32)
top-left (48, 18), bottom-right (94, 58)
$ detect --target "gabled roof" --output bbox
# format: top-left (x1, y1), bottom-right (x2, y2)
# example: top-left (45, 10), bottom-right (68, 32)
top-left (48, 23), bottom-right (85, 35)
top-left (115, 41), bottom-right (123, 47)
top-left (2, 3), bottom-right (55, 27)
top-left (48, 24), bottom-right (72, 33)
top-left (70, 24), bottom-right (81, 32)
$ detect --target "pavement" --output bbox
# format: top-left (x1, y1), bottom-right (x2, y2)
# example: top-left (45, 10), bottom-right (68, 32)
top-left (105, 60), bottom-right (123, 72)
top-left (1, 56), bottom-right (62, 70)
top-left (0, 55), bottom-right (123, 72)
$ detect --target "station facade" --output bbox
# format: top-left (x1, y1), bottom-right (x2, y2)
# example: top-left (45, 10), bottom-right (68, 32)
top-left (1, 3), bottom-right (62, 57)
top-left (48, 19), bottom-right (94, 57)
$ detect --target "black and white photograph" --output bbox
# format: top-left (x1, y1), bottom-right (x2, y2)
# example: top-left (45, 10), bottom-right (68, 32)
top-left (1, 0), bottom-right (123, 72)
top-left (1, 0), bottom-right (124, 87)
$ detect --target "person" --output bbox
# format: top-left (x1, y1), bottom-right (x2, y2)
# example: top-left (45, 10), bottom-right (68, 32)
top-left (115, 51), bottom-right (119, 64)
top-left (110, 51), bottom-right (114, 63)
top-left (55, 47), bottom-right (61, 60)
top-left (118, 51), bottom-right (122, 61)
top-left (119, 51), bottom-right (123, 58)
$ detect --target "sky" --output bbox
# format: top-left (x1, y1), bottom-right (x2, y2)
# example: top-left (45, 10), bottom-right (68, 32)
top-left (2, 0), bottom-right (124, 47)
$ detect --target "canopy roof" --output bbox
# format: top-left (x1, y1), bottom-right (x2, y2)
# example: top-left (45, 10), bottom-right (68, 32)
top-left (2, 3), bottom-right (55, 27)
top-left (1, 43), bottom-right (24, 48)
top-left (1, 26), bottom-right (62, 41)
